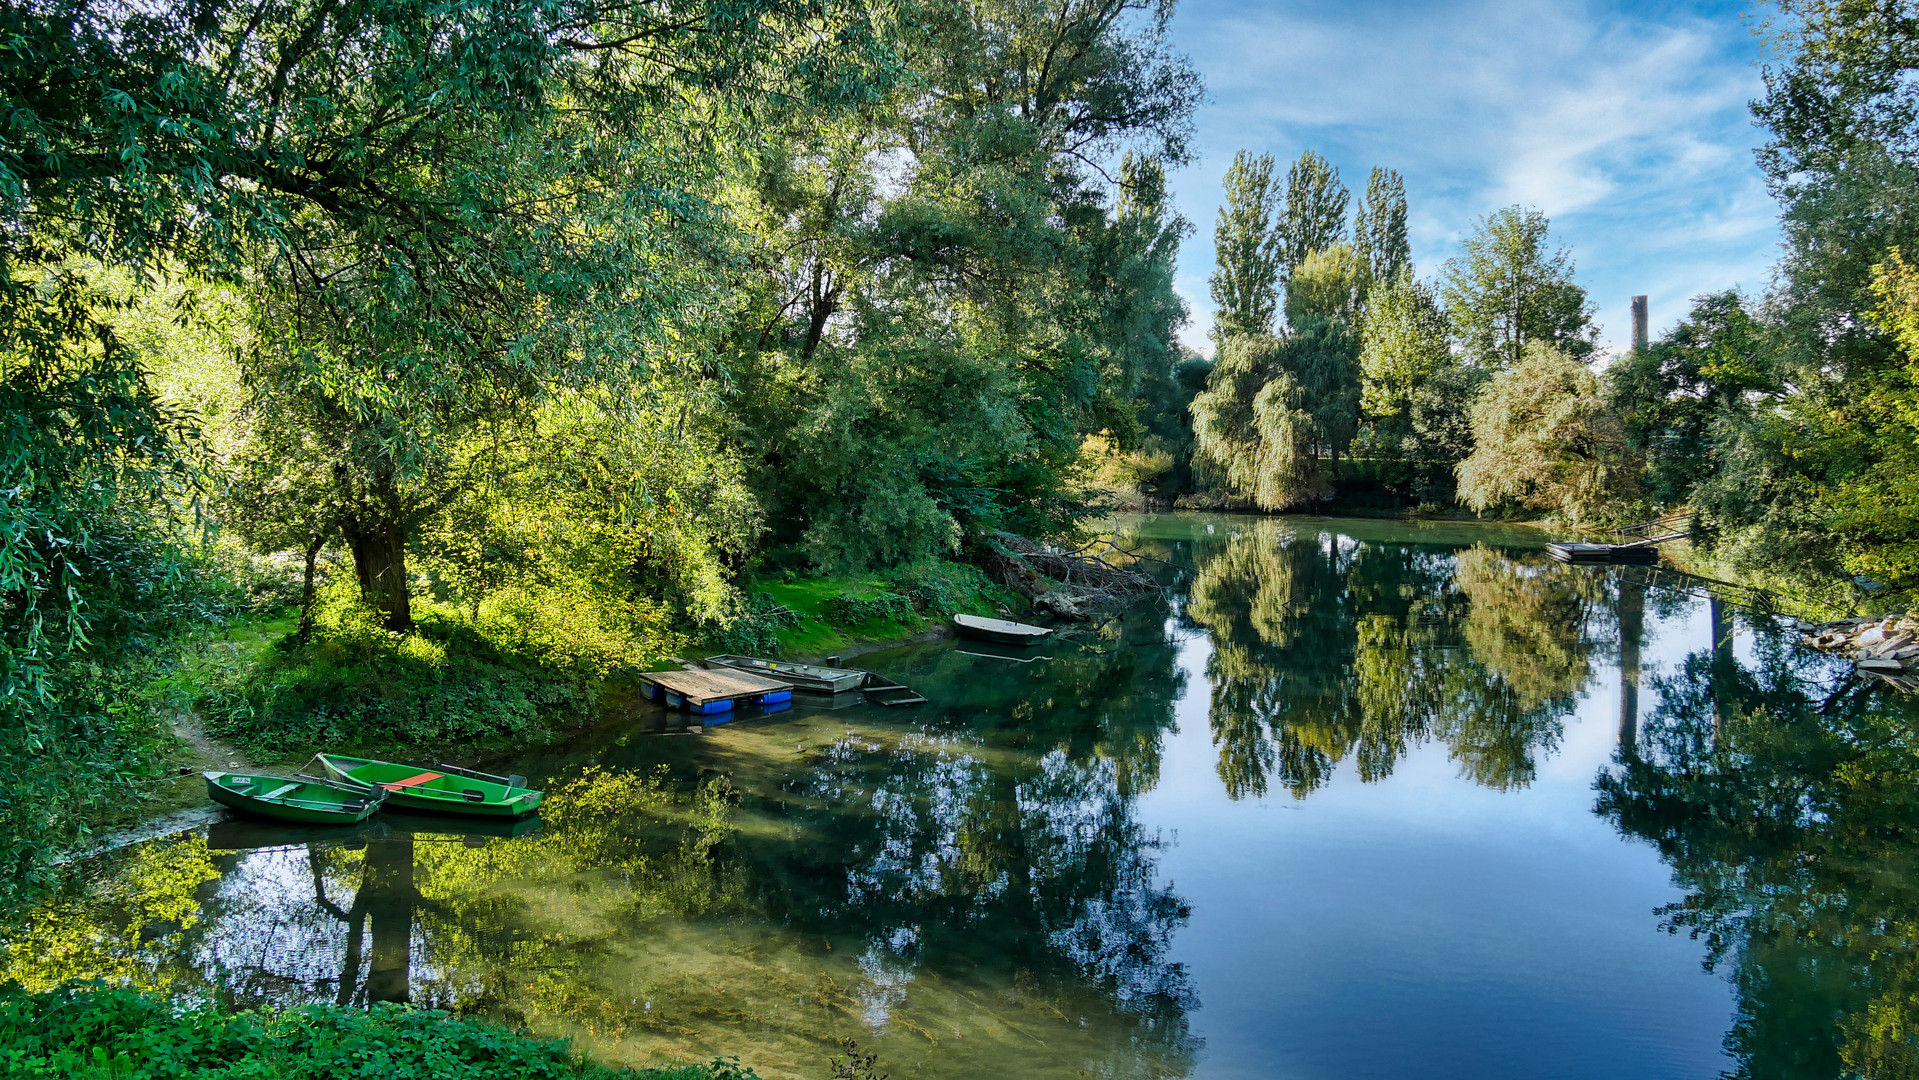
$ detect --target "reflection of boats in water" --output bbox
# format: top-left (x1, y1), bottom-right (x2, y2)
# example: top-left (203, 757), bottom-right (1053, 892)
top-left (956, 640), bottom-right (1059, 664)
top-left (206, 810), bottom-right (543, 851)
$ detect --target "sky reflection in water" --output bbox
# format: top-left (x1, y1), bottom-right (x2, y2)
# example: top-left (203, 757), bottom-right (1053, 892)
top-left (12, 513), bottom-right (1919, 1080)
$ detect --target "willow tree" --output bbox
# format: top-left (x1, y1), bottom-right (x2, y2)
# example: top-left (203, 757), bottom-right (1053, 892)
top-left (1456, 342), bottom-right (1637, 522)
top-left (1190, 335), bottom-right (1329, 509)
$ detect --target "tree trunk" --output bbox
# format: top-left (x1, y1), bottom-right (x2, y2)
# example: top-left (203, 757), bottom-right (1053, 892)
top-left (343, 515), bottom-right (413, 632)
top-left (294, 532), bottom-right (328, 644)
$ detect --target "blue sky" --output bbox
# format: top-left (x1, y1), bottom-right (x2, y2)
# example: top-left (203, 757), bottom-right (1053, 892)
top-left (1160, 0), bottom-right (1781, 357)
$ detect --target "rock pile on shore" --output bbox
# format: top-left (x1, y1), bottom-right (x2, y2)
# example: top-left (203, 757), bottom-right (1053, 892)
top-left (1801, 613), bottom-right (1919, 691)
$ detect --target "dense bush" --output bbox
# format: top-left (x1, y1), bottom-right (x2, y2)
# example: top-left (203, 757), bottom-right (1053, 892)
top-left (822, 592), bottom-right (916, 626)
top-left (709, 598), bottom-right (804, 656)
top-left (882, 561), bottom-right (1001, 615)
top-left (0, 983), bottom-right (751, 1079)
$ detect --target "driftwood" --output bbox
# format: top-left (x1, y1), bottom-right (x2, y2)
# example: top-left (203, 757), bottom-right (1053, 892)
top-left (981, 532), bottom-right (1160, 620)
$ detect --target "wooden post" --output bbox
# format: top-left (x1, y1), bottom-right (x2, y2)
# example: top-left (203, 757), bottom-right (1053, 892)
top-left (1631, 295), bottom-right (1648, 352)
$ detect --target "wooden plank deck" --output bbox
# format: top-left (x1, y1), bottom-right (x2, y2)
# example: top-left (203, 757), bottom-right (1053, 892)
top-left (638, 668), bottom-right (792, 705)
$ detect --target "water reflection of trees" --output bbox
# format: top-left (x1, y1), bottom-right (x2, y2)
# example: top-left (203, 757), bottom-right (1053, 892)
top-left (3, 598), bottom-right (1195, 1080)
top-left (1598, 623), bottom-right (1919, 1080)
top-left (1184, 522), bottom-right (1608, 797)
top-left (745, 593), bottom-right (1198, 1075)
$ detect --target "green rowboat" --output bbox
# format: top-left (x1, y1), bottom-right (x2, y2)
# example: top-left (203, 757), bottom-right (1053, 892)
top-left (204, 771), bottom-right (384, 824)
top-left (315, 754), bottom-right (543, 818)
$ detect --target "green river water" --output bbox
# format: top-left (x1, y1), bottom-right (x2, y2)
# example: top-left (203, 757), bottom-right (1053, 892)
top-left (12, 513), bottom-right (1919, 1079)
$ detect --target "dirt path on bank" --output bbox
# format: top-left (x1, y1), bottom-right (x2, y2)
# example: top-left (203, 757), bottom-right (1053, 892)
top-left (56, 711), bottom-right (258, 866)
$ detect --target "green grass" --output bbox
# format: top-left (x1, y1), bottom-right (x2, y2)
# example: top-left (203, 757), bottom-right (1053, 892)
top-left (736, 563), bottom-right (1021, 659)
top-left (751, 578), bottom-right (921, 655)
top-left (0, 983), bottom-right (752, 1080)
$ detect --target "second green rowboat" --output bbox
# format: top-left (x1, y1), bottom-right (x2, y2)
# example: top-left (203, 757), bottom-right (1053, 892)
top-left (315, 754), bottom-right (543, 817)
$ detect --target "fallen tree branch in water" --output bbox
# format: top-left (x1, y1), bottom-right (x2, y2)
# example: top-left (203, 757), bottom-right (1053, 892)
top-left (980, 532), bottom-right (1160, 619)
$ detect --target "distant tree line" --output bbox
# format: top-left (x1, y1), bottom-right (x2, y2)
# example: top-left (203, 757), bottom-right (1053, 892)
top-left (1150, 149), bottom-right (1597, 517)
top-left (1160, 0), bottom-right (1919, 608)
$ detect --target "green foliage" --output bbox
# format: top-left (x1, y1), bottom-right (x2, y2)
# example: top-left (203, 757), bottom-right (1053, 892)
top-left (882, 560), bottom-right (1000, 614)
top-left (1439, 207), bottom-right (1596, 368)
top-left (1821, 250), bottom-right (1919, 595)
top-left (710, 598), bottom-right (805, 657)
top-left (824, 592), bottom-right (916, 626)
top-left (1606, 290), bottom-right (1772, 508)
top-left (0, 983), bottom-right (749, 1079)
top-left (420, 397), bottom-right (764, 631)
top-left (1359, 272), bottom-right (1454, 422)
top-left (1190, 319), bottom-right (1361, 510)
top-left (1276, 151), bottom-right (1350, 285)
top-left (1190, 335), bottom-right (1327, 509)
top-left (1133, 351), bottom-right (1214, 496)
top-left (722, 0), bottom-right (1199, 572)
top-left (1456, 342), bottom-right (1636, 523)
top-left (1208, 151), bottom-right (1283, 341)
top-left (1357, 272), bottom-right (1476, 505)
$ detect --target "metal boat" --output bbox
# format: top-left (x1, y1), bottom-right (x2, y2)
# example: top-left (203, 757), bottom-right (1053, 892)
top-left (703, 654), bottom-right (865, 693)
top-left (952, 613), bottom-right (1053, 646)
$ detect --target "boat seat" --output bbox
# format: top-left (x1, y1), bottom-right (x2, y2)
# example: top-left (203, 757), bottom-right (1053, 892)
top-left (261, 782), bottom-right (302, 801)
top-left (380, 771), bottom-right (445, 791)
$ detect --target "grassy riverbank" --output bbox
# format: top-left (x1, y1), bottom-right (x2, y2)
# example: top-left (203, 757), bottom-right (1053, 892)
top-left (0, 983), bottom-right (747, 1079)
top-left (159, 562), bottom-right (1020, 766)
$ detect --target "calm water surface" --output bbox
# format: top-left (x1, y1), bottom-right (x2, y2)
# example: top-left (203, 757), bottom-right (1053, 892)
top-left (14, 514), bottom-right (1919, 1079)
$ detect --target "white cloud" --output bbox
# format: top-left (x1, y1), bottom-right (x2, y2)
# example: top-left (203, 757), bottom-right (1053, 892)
top-left (1164, 0), bottom-right (1780, 355)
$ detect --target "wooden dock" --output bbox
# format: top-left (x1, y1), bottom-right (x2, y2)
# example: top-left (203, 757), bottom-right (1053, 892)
top-left (1547, 541), bottom-right (1661, 564)
top-left (638, 668), bottom-right (793, 716)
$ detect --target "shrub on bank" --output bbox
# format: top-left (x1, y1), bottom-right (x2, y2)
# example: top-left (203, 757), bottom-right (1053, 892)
top-left (190, 580), bottom-right (662, 759)
top-left (0, 983), bottom-right (750, 1079)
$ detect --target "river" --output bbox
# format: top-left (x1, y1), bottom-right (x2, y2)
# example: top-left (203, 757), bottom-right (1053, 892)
top-left (10, 513), bottom-right (1919, 1079)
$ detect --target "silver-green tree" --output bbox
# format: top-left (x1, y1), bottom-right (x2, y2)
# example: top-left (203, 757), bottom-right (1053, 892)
top-left (1456, 341), bottom-right (1636, 522)
top-left (1353, 168), bottom-right (1410, 285)
top-left (1208, 151), bottom-right (1283, 342)
top-left (1439, 206), bottom-right (1596, 367)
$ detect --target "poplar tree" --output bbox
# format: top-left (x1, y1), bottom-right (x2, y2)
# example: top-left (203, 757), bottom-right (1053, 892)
top-left (1354, 168), bottom-right (1411, 285)
top-left (1208, 151), bottom-right (1283, 342)
top-left (1276, 151), bottom-right (1350, 284)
